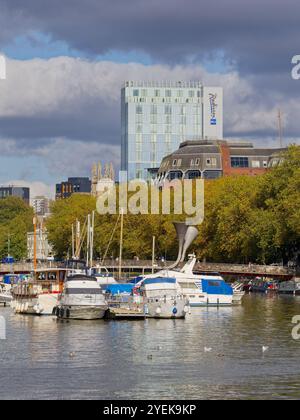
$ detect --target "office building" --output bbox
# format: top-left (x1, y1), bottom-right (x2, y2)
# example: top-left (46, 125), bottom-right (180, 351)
top-left (156, 139), bottom-right (287, 185)
top-left (55, 177), bottom-right (91, 200)
top-left (0, 186), bottom-right (30, 204)
top-left (121, 81), bottom-right (223, 180)
top-left (32, 196), bottom-right (51, 216)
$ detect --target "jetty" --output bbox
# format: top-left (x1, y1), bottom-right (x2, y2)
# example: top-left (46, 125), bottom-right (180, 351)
top-left (105, 307), bottom-right (145, 320)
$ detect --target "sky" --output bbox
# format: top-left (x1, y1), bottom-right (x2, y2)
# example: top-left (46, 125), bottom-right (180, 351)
top-left (0, 0), bottom-right (299, 198)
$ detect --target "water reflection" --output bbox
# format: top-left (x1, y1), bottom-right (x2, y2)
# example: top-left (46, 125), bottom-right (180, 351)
top-left (0, 294), bottom-right (300, 400)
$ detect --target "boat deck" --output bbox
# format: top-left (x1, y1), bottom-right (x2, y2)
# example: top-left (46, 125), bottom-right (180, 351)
top-left (105, 307), bottom-right (145, 320)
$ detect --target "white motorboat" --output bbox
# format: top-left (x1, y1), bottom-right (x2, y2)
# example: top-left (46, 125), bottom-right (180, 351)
top-left (54, 274), bottom-right (108, 320)
top-left (133, 256), bottom-right (236, 307)
top-left (0, 283), bottom-right (12, 306)
top-left (231, 282), bottom-right (246, 304)
top-left (138, 277), bottom-right (189, 319)
top-left (278, 277), bottom-right (300, 295)
top-left (132, 222), bottom-right (242, 307)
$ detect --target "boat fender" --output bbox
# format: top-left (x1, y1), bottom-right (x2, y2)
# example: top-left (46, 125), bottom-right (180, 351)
top-left (59, 308), bottom-right (64, 318)
top-left (52, 307), bottom-right (57, 315)
top-left (66, 309), bottom-right (70, 318)
top-left (156, 307), bottom-right (162, 314)
top-left (172, 307), bottom-right (178, 315)
top-left (56, 307), bottom-right (60, 317)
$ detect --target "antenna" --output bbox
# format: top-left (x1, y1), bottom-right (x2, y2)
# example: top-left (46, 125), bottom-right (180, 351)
top-left (277, 109), bottom-right (283, 148)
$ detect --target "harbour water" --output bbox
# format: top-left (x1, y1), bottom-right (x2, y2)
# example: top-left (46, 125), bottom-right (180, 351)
top-left (1, 293), bottom-right (300, 400)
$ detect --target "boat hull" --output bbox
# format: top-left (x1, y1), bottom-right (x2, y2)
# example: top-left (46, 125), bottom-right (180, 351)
top-left (278, 290), bottom-right (300, 295)
top-left (188, 293), bottom-right (233, 307)
top-left (56, 305), bottom-right (107, 320)
top-left (144, 300), bottom-right (187, 319)
top-left (12, 293), bottom-right (59, 315)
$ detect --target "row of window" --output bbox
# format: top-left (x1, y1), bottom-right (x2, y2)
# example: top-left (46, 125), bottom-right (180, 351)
top-left (136, 105), bottom-right (201, 114)
top-left (132, 89), bottom-right (201, 98)
top-left (171, 157), bottom-right (218, 168)
top-left (230, 157), bottom-right (268, 169)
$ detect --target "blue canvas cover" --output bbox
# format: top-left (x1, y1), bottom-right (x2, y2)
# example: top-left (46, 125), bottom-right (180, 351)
top-left (105, 284), bottom-right (134, 295)
top-left (201, 279), bottom-right (233, 295)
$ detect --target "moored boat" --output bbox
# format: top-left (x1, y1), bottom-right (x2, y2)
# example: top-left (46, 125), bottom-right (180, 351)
top-left (11, 268), bottom-right (67, 315)
top-left (278, 277), bottom-right (300, 295)
top-left (54, 274), bottom-right (108, 320)
top-left (138, 277), bottom-right (189, 319)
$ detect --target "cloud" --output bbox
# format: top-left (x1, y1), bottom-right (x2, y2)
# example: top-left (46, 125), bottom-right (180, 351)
top-left (1, 179), bottom-right (54, 199)
top-left (0, 0), bottom-right (299, 77)
top-left (0, 56), bottom-right (299, 186)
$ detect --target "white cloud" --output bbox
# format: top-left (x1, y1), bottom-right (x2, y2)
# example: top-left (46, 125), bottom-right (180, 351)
top-left (0, 56), bottom-right (299, 186)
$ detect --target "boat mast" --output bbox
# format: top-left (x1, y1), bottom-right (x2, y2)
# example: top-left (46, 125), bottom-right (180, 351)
top-left (86, 214), bottom-right (91, 267)
top-left (33, 216), bottom-right (37, 272)
top-left (71, 223), bottom-right (75, 259)
top-left (152, 236), bottom-right (156, 274)
top-left (89, 211), bottom-right (95, 268)
top-left (119, 208), bottom-right (124, 281)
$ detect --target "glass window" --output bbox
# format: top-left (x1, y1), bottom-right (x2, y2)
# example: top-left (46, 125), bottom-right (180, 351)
top-left (195, 158), bottom-right (200, 166)
top-left (189, 90), bottom-right (195, 98)
top-left (251, 160), bottom-right (260, 168)
top-left (136, 105), bottom-right (143, 114)
top-left (165, 90), bottom-right (172, 97)
top-left (155, 89), bottom-right (160, 97)
top-left (172, 159), bottom-right (177, 167)
top-left (231, 157), bottom-right (249, 168)
top-left (169, 171), bottom-right (182, 180)
top-left (133, 89), bottom-right (139, 97)
top-left (165, 115), bottom-right (172, 124)
top-left (165, 105), bottom-right (172, 114)
top-left (186, 170), bottom-right (201, 179)
top-left (208, 281), bottom-right (221, 287)
top-left (141, 89), bottom-right (147, 97)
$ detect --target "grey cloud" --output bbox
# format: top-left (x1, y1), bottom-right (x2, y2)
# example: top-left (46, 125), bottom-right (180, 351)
top-left (1, 0), bottom-right (299, 77)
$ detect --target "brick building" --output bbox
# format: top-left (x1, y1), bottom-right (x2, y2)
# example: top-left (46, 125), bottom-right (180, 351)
top-left (155, 140), bottom-right (286, 185)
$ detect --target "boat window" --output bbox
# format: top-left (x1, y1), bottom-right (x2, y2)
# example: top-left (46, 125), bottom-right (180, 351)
top-left (37, 273), bottom-right (46, 280)
top-left (208, 281), bottom-right (221, 287)
top-left (48, 272), bottom-right (57, 281)
top-left (66, 288), bottom-right (102, 294)
top-left (59, 271), bottom-right (65, 281)
top-left (178, 282), bottom-right (198, 289)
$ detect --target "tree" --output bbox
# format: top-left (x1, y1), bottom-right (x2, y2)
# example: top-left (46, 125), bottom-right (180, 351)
top-left (0, 197), bottom-right (34, 260)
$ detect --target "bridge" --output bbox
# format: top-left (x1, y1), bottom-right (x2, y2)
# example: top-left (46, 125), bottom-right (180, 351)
top-left (0, 260), bottom-right (296, 280)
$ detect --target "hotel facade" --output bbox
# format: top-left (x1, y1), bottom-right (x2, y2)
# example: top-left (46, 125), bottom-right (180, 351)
top-left (121, 81), bottom-right (223, 180)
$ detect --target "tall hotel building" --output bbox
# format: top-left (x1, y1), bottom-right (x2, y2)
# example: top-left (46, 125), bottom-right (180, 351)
top-left (121, 81), bottom-right (223, 179)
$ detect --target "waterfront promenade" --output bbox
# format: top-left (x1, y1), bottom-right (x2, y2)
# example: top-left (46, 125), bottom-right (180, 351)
top-left (0, 260), bottom-right (296, 279)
